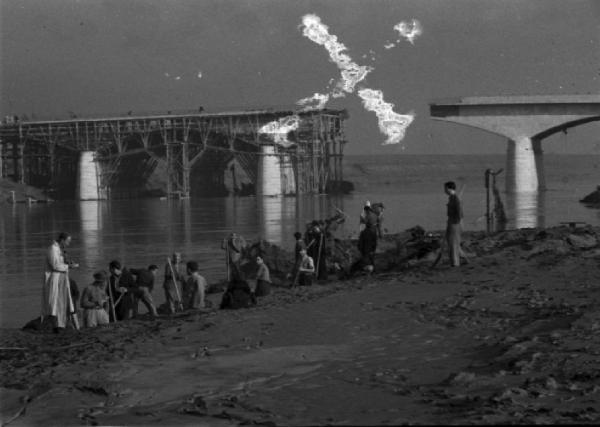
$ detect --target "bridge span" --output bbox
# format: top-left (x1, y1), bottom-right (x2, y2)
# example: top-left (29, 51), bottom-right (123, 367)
top-left (0, 108), bottom-right (348, 199)
top-left (430, 95), bottom-right (600, 192)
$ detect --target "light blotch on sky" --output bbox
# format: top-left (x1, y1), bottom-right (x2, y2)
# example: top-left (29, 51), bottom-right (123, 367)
top-left (197, 71), bottom-right (203, 79)
top-left (394, 19), bottom-right (423, 44)
top-left (297, 93), bottom-right (330, 110)
top-left (260, 13), bottom-right (416, 146)
top-left (393, 19), bottom-right (423, 44)
top-left (357, 88), bottom-right (415, 146)
top-left (301, 14), bottom-right (414, 145)
top-left (300, 14), bottom-right (373, 97)
top-left (258, 115), bottom-right (300, 147)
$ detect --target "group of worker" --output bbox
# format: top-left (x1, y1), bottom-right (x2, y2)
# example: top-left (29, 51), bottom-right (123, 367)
top-left (41, 235), bottom-right (210, 333)
top-left (40, 180), bottom-right (465, 334)
top-left (354, 180), bottom-right (466, 271)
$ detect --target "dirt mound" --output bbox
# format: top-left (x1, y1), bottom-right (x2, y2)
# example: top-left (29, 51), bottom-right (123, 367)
top-left (580, 186), bottom-right (600, 205)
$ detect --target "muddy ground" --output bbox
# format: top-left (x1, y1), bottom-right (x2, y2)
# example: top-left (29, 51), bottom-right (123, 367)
top-left (1, 225), bottom-right (600, 426)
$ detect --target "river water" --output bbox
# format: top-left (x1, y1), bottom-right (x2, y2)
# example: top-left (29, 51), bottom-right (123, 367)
top-left (1, 154), bottom-right (598, 328)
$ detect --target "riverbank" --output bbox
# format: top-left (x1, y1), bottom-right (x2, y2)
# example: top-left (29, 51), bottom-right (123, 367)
top-left (1, 225), bottom-right (600, 425)
top-left (0, 179), bottom-right (52, 204)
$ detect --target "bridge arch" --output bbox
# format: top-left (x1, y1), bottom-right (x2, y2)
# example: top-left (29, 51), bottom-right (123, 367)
top-left (430, 95), bottom-right (600, 192)
top-left (533, 116), bottom-right (600, 140)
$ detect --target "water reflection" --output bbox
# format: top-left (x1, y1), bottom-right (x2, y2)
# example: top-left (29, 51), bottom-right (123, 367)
top-left (259, 196), bottom-right (284, 243)
top-left (78, 201), bottom-right (105, 273)
top-left (505, 190), bottom-right (546, 229)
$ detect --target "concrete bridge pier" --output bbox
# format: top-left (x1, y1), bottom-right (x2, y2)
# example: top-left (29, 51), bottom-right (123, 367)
top-left (76, 151), bottom-right (107, 200)
top-left (280, 154), bottom-right (296, 195)
top-left (505, 137), bottom-right (539, 193)
top-left (257, 145), bottom-right (296, 197)
top-left (257, 145), bottom-right (281, 197)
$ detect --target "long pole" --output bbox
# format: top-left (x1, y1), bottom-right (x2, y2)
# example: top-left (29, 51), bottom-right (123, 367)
top-left (106, 276), bottom-right (117, 322)
top-left (315, 233), bottom-right (324, 281)
top-left (485, 169), bottom-right (491, 233)
top-left (65, 274), bottom-right (80, 330)
top-left (226, 244), bottom-right (230, 282)
top-left (167, 257), bottom-right (184, 311)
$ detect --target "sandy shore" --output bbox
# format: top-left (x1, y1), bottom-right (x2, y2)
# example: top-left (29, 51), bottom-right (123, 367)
top-left (1, 225), bottom-right (600, 426)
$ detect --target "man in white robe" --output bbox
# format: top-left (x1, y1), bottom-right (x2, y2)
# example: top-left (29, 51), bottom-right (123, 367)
top-left (41, 232), bottom-right (78, 331)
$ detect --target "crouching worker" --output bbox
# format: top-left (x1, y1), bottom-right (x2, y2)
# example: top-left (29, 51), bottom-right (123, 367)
top-left (184, 261), bottom-right (207, 309)
top-left (254, 255), bottom-right (271, 297)
top-left (220, 272), bottom-right (256, 309)
top-left (80, 271), bottom-right (110, 328)
top-left (298, 248), bottom-right (315, 286)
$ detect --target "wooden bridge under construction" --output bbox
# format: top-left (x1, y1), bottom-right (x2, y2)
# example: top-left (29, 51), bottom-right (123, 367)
top-left (0, 108), bottom-right (348, 199)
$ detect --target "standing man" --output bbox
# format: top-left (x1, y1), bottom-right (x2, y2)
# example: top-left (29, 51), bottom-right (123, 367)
top-left (358, 204), bottom-right (379, 271)
top-left (164, 252), bottom-right (185, 314)
top-left (221, 232), bottom-right (246, 280)
top-left (184, 261), bottom-right (207, 309)
top-left (41, 232), bottom-right (79, 333)
top-left (305, 221), bottom-right (327, 281)
top-left (129, 265), bottom-right (160, 318)
top-left (444, 181), bottom-right (466, 267)
top-left (371, 202), bottom-right (385, 238)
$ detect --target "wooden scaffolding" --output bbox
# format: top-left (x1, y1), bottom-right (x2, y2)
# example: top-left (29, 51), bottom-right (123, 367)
top-left (0, 108), bottom-right (348, 198)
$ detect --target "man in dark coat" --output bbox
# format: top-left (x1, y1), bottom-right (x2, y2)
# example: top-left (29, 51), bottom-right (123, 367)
top-left (444, 181), bottom-right (467, 267)
top-left (108, 260), bottom-right (136, 321)
top-left (358, 204), bottom-right (379, 270)
top-left (130, 265), bottom-right (159, 317)
top-left (220, 271), bottom-right (256, 309)
top-left (305, 221), bottom-right (327, 281)
top-left (221, 232), bottom-right (246, 280)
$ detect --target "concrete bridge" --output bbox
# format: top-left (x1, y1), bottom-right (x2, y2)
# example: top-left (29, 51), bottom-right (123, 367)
top-left (429, 95), bottom-right (600, 193)
top-left (0, 108), bottom-right (348, 199)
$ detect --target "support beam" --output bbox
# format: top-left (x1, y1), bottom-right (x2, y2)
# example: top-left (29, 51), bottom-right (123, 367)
top-left (505, 137), bottom-right (539, 193)
top-left (166, 141), bottom-right (190, 198)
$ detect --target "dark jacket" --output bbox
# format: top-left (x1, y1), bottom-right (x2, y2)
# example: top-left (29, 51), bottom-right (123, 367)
top-left (108, 268), bottom-right (135, 300)
top-left (220, 279), bottom-right (256, 309)
top-left (447, 194), bottom-right (463, 224)
top-left (130, 268), bottom-right (156, 292)
top-left (107, 268), bottom-right (136, 321)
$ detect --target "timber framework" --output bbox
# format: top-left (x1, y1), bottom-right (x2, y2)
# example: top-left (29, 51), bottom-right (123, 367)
top-left (0, 108), bottom-right (348, 198)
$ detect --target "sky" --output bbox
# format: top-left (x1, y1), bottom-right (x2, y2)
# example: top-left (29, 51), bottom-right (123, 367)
top-left (1, 0), bottom-right (599, 155)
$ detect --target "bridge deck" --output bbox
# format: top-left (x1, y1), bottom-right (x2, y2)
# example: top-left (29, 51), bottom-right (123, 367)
top-left (430, 94), bottom-right (600, 106)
